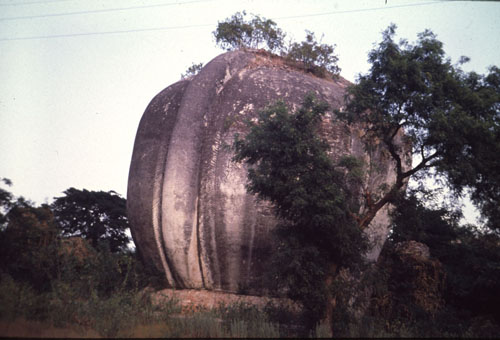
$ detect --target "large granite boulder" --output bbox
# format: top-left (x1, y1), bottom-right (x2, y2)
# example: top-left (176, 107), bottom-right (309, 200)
top-left (127, 50), bottom-right (409, 294)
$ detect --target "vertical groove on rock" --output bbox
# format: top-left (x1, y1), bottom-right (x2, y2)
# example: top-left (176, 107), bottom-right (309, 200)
top-left (155, 146), bottom-right (186, 288)
top-left (196, 169), bottom-right (207, 288)
top-left (152, 170), bottom-right (174, 285)
top-left (244, 194), bottom-right (256, 286)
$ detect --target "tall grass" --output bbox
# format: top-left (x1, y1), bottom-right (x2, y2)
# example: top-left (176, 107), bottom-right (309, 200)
top-left (0, 273), bottom-right (310, 337)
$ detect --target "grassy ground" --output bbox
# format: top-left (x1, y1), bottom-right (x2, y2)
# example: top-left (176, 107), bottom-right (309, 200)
top-left (0, 275), bottom-right (329, 338)
top-left (2, 273), bottom-right (496, 338)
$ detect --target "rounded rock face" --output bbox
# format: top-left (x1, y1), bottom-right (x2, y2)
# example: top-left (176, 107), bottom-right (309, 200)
top-left (127, 50), bottom-right (405, 294)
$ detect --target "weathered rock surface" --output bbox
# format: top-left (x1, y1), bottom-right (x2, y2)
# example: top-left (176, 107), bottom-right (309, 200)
top-left (127, 50), bottom-right (408, 294)
top-left (149, 287), bottom-right (300, 314)
top-left (372, 241), bottom-right (446, 317)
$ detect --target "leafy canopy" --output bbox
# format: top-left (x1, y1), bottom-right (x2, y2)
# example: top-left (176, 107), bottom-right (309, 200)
top-left (0, 178), bottom-right (13, 228)
top-left (233, 95), bottom-right (368, 323)
top-left (213, 12), bottom-right (340, 78)
top-left (287, 30), bottom-right (340, 77)
top-left (213, 11), bottom-right (285, 53)
top-left (51, 188), bottom-right (130, 252)
top-left (339, 24), bottom-right (500, 230)
top-left (0, 203), bottom-right (59, 290)
top-left (181, 62), bottom-right (203, 79)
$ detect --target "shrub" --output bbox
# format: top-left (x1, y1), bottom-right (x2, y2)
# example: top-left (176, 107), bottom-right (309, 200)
top-left (213, 11), bottom-right (285, 53)
top-left (286, 30), bottom-right (340, 77)
top-left (181, 62), bottom-right (203, 79)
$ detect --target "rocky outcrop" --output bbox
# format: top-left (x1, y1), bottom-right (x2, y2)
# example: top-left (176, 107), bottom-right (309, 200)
top-left (127, 50), bottom-right (409, 294)
top-left (371, 241), bottom-right (446, 319)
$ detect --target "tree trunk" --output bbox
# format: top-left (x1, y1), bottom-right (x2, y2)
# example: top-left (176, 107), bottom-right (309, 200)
top-left (324, 263), bottom-right (338, 336)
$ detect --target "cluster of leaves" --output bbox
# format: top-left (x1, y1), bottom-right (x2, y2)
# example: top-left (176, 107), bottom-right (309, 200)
top-left (51, 187), bottom-right (130, 253)
top-left (363, 191), bottom-right (500, 337)
top-left (339, 23), bottom-right (500, 230)
top-left (213, 11), bottom-right (285, 53)
top-left (0, 203), bottom-right (59, 291)
top-left (232, 23), bottom-right (499, 334)
top-left (233, 95), bottom-right (368, 326)
top-left (181, 62), bottom-right (203, 79)
top-left (0, 178), bottom-right (13, 226)
top-left (437, 66), bottom-right (500, 230)
top-left (286, 30), bottom-right (340, 77)
top-left (0, 182), bottom-right (161, 295)
top-left (390, 193), bottom-right (500, 323)
top-left (0, 180), bottom-right (168, 336)
top-left (213, 11), bottom-right (340, 78)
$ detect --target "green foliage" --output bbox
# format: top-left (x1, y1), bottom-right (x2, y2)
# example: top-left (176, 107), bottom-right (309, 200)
top-left (0, 228), bottom-right (169, 337)
top-left (339, 23), bottom-right (500, 230)
top-left (54, 241), bottom-right (153, 298)
top-left (0, 183), bottom-right (167, 336)
top-left (233, 94), bottom-right (368, 326)
top-left (438, 65), bottom-right (500, 230)
top-left (0, 204), bottom-right (59, 291)
top-left (213, 11), bottom-right (285, 53)
top-left (214, 12), bottom-right (340, 78)
top-left (0, 275), bottom-right (48, 322)
top-left (234, 95), bottom-right (367, 265)
top-left (47, 285), bottom-right (173, 337)
top-left (375, 192), bottom-right (500, 335)
top-left (51, 188), bottom-right (130, 252)
top-left (0, 183), bottom-right (294, 337)
top-left (287, 30), bottom-right (340, 77)
top-left (180, 62), bottom-right (203, 79)
top-left (158, 303), bottom-right (283, 338)
top-left (390, 191), bottom-right (462, 251)
top-left (0, 178), bottom-right (14, 228)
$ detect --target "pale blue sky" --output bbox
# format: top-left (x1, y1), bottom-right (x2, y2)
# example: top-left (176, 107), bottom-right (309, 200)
top-left (0, 0), bottom-right (499, 224)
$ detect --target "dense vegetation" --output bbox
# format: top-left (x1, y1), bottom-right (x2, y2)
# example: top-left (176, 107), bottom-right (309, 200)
top-left (0, 181), bottom-right (304, 337)
top-left (233, 95), bottom-right (368, 329)
top-left (2, 183), bottom-right (499, 336)
top-left (232, 22), bottom-right (500, 336)
top-left (338, 24), bottom-right (500, 231)
top-left (212, 11), bottom-right (341, 79)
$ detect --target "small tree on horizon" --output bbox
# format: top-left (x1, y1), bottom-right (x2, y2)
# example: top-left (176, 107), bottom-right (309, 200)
top-left (51, 188), bottom-right (130, 253)
top-left (181, 62), bottom-right (203, 79)
top-left (286, 30), bottom-right (341, 77)
top-left (213, 12), bottom-right (340, 78)
top-left (213, 11), bottom-right (285, 53)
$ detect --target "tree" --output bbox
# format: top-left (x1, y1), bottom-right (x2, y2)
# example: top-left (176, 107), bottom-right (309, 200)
top-left (232, 25), bottom-right (499, 332)
top-left (213, 12), bottom-right (340, 79)
top-left (233, 94), bottom-right (368, 328)
top-left (0, 178), bottom-right (59, 289)
top-left (286, 30), bottom-right (341, 77)
top-left (0, 202), bottom-right (59, 290)
top-left (337, 24), bottom-right (500, 231)
top-left (213, 11), bottom-right (285, 53)
top-left (51, 188), bottom-right (130, 253)
top-left (388, 191), bottom-right (500, 329)
top-left (181, 62), bottom-right (203, 79)
top-left (0, 178), bottom-right (14, 229)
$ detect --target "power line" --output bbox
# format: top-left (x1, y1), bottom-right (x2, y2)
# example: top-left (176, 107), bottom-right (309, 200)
top-left (0, 0), bottom-right (215, 21)
top-left (273, 1), bottom-right (443, 21)
top-left (0, 0), bottom-right (447, 42)
top-left (0, 22), bottom-right (214, 41)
